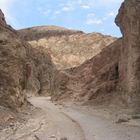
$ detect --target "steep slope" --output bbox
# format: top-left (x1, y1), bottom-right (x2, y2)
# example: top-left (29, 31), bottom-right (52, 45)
top-left (53, 39), bottom-right (122, 105)
top-left (18, 26), bottom-right (116, 69)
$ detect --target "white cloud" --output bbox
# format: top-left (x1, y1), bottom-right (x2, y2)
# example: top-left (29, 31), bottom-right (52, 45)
top-left (51, 10), bottom-right (62, 19)
top-left (51, 2), bottom-right (75, 19)
top-left (38, 8), bottom-right (52, 16)
top-left (86, 12), bottom-right (102, 25)
top-left (96, 0), bottom-right (124, 6)
top-left (87, 13), bottom-right (95, 17)
top-left (80, 5), bottom-right (90, 9)
top-left (43, 10), bottom-right (51, 16)
top-left (108, 12), bottom-right (115, 16)
top-left (77, 0), bottom-right (123, 9)
top-left (103, 11), bottom-right (116, 21)
top-left (86, 19), bottom-right (103, 25)
top-left (54, 11), bottom-right (61, 15)
top-left (62, 6), bottom-right (74, 12)
top-left (77, 0), bottom-right (83, 4)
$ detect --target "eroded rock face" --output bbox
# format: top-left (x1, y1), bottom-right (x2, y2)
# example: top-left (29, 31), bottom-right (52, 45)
top-left (0, 9), bottom-right (15, 32)
top-left (53, 39), bottom-right (122, 105)
top-left (115, 0), bottom-right (140, 110)
top-left (0, 9), bottom-right (6, 26)
top-left (26, 45), bottom-right (56, 96)
top-left (0, 10), bottom-right (56, 111)
top-left (0, 10), bottom-right (27, 109)
top-left (18, 26), bottom-right (116, 69)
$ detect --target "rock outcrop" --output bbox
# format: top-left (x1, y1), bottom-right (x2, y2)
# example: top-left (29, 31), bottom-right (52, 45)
top-left (0, 9), bottom-right (6, 26)
top-left (115, 0), bottom-right (140, 111)
top-left (18, 26), bottom-right (116, 69)
top-left (0, 10), bottom-right (56, 111)
top-left (0, 10), bottom-right (57, 129)
top-left (0, 10), bottom-right (27, 110)
top-left (53, 39), bottom-right (122, 105)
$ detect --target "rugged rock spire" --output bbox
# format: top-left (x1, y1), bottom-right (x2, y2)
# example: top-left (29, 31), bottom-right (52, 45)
top-left (115, 0), bottom-right (140, 110)
top-left (0, 9), bottom-right (6, 26)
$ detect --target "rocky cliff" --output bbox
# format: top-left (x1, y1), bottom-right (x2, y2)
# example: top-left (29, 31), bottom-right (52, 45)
top-left (115, 0), bottom-right (140, 111)
top-left (0, 10), bottom-right (56, 111)
top-left (53, 39), bottom-right (122, 105)
top-left (0, 10), bottom-right (58, 128)
top-left (0, 9), bottom-right (6, 26)
top-left (0, 10), bottom-right (27, 110)
top-left (18, 26), bottom-right (116, 69)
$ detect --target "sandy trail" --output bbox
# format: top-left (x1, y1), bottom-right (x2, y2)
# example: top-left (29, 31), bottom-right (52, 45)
top-left (62, 106), bottom-right (140, 140)
top-left (28, 97), bottom-right (140, 140)
top-left (28, 97), bottom-right (85, 140)
top-left (1, 96), bottom-right (140, 140)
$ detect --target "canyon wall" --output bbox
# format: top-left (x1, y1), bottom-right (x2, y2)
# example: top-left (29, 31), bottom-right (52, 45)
top-left (0, 10), bottom-right (27, 109)
top-left (116, 0), bottom-right (140, 111)
top-left (53, 0), bottom-right (140, 111)
top-left (53, 39), bottom-right (122, 105)
top-left (0, 10), bottom-right (56, 111)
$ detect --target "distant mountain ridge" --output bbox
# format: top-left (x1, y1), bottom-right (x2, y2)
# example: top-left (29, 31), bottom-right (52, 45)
top-left (18, 25), bottom-right (116, 69)
top-left (18, 25), bottom-right (84, 41)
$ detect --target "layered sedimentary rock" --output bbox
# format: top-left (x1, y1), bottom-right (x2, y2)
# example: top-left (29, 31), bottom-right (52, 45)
top-left (53, 39), bottom-right (122, 104)
top-left (18, 26), bottom-right (116, 69)
top-left (115, 0), bottom-right (140, 110)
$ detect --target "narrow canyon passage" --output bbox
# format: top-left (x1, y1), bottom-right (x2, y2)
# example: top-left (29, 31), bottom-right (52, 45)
top-left (0, 0), bottom-right (140, 140)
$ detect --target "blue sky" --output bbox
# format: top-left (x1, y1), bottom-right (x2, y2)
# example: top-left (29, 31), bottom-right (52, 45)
top-left (0, 0), bottom-right (124, 37)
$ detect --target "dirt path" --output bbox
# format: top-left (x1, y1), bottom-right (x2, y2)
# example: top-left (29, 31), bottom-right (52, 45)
top-left (1, 96), bottom-right (140, 140)
top-left (28, 97), bottom-right (140, 140)
top-left (62, 106), bottom-right (140, 140)
top-left (28, 97), bottom-right (85, 140)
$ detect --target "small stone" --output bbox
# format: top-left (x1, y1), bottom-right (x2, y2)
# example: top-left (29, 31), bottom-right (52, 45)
top-left (9, 122), bottom-right (14, 127)
top-left (115, 115), bottom-right (130, 123)
top-left (50, 135), bottom-right (57, 140)
top-left (132, 114), bottom-right (140, 119)
top-left (115, 114), bottom-right (131, 124)
top-left (116, 118), bottom-right (129, 123)
top-left (60, 137), bottom-right (67, 140)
